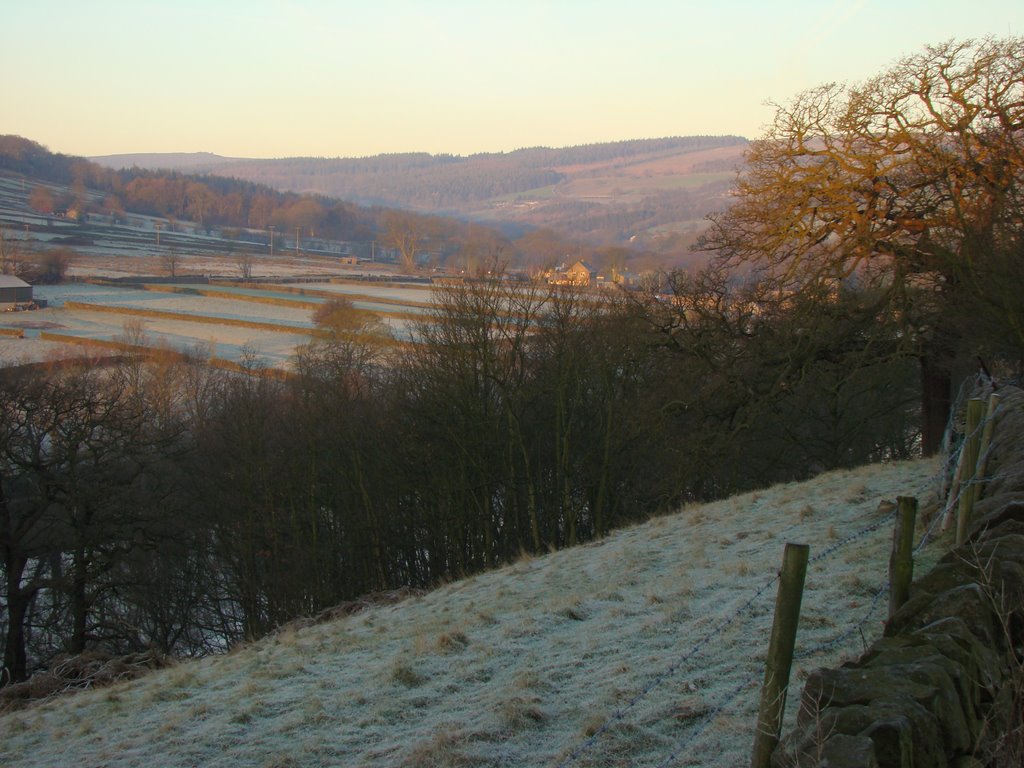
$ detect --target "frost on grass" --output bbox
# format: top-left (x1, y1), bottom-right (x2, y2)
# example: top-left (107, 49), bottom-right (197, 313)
top-left (0, 458), bottom-right (947, 768)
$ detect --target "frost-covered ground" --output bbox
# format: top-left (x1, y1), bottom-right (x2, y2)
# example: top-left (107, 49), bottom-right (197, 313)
top-left (0, 279), bottom-right (424, 366)
top-left (297, 281), bottom-right (435, 305)
top-left (0, 337), bottom-right (112, 367)
top-left (35, 284), bottom-right (317, 326)
top-left (0, 304), bottom-right (308, 369)
top-left (0, 458), bottom-right (950, 768)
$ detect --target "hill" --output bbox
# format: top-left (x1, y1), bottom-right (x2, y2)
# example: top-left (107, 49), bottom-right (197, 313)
top-left (88, 152), bottom-right (244, 172)
top-left (0, 457), bottom-right (947, 767)
top-left (91, 136), bottom-right (750, 254)
top-left (0, 135), bottom-right (527, 275)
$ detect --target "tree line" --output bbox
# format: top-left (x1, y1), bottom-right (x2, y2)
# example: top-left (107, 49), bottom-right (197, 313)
top-left (1, 272), bottom-right (926, 683)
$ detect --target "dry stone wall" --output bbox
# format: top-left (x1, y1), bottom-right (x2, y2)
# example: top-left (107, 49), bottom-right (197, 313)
top-left (772, 385), bottom-right (1024, 768)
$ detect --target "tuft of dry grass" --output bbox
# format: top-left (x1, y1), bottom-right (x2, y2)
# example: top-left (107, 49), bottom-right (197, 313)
top-left (582, 712), bottom-right (609, 737)
top-left (512, 669), bottom-right (543, 691)
top-left (843, 483), bottom-right (868, 502)
top-left (557, 605), bottom-right (588, 621)
top-left (400, 728), bottom-right (471, 768)
top-left (728, 561), bottom-right (752, 577)
top-left (390, 660), bottom-right (426, 688)
top-left (501, 696), bottom-right (547, 730)
top-left (436, 630), bottom-right (469, 654)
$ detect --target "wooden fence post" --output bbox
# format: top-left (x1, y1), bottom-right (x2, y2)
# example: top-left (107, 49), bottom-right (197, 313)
top-left (974, 392), bottom-right (1001, 500)
top-left (956, 398), bottom-right (986, 546)
top-left (888, 496), bottom-right (917, 619)
top-left (751, 542), bottom-right (809, 768)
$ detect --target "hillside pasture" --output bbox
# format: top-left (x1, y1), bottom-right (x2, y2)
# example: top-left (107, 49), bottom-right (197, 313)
top-left (0, 457), bottom-right (948, 768)
top-left (555, 173), bottom-right (735, 202)
top-left (549, 143), bottom-right (747, 178)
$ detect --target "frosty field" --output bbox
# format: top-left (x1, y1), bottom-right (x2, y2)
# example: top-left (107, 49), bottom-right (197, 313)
top-left (0, 457), bottom-right (949, 767)
top-left (0, 277), bottom-right (427, 367)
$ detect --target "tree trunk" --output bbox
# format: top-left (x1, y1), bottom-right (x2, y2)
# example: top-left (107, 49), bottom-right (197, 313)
top-left (920, 355), bottom-right (951, 457)
top-left (3, 550), bottom-right (31, 684)
top-left (2, 474), bottom-right (35, 684)
top-left (69, 547), bottom-right (89, 654)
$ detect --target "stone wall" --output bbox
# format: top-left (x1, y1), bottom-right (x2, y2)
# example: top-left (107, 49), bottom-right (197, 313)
top-left (772, 385), bottom-right (1024, 768)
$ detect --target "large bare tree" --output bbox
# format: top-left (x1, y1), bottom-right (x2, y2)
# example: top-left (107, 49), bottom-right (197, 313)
top-left (381, 210), bottom-right (426, 272)
top-left (701, 37), bottom-right (1024, 453)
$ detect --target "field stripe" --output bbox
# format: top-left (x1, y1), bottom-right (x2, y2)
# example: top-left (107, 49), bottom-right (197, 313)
top-left (209, 280), bottom-right (437, 309)
top-left (63, 301), bottom-right (316, 335)
top-left (138, 284), bottom-right (323, 310)
top-left (36, 331), bottom-right (294, 379)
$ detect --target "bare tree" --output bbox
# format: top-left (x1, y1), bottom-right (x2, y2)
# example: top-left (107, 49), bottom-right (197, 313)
top-left (700, 37), bottom-right (1024, 453)
top-left (161, 248), bottom-right (181, 278)
top-left (381, 210), bottom-right (425, 272)
top-left (0, 226), bottom-right (24, 275)
top-left (236, 251), bottom-right (255, 280)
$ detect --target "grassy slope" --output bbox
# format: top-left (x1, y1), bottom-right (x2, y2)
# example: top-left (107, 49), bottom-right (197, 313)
top-left (0, 458), bottom-right (948, 768)
top-left (464, 144), bottom-right (747, 241)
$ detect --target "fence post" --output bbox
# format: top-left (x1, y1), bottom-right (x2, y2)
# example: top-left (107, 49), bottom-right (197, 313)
top-left (751, 542), bottom-right (809, 768)
top-left (974, 392), bottom-right (1001, 500)
top-left (956, 398), bottom-right (986, 546)
top-left (888, 496), bottom-right (917, 619)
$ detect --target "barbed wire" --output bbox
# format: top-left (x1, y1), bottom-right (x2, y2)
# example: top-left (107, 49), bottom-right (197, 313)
top-left (659, 470), bottom-right (949, 762)
top-left (653, 675), bottom-right (761, 768)
top-left (553, 569), bottom-right (780, 768)
top-left (796, 447), bottom-right (974, 661)
top-left (795, 582), bottom-right (888, 662)
top-left (556, 379), bottom-right (1016, 768)
top-left (554, 484), bottom-right (936, 767)
top-left (806, 515), bottom-right (890, 567)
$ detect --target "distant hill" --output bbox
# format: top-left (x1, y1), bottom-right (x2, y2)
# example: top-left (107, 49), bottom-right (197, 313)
top-left (89, 151), bottom-right (243, 172)
top-left (0, 135), bottom-right (510, 272)
top-left (92, 136), bottom-right (750, 253)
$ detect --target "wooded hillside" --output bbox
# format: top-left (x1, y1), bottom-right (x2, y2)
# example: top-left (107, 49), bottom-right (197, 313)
top-left (93, 136), bottom-right (750, 254)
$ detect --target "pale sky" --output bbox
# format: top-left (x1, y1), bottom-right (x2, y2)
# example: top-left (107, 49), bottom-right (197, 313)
top-left (3, 0), bottom-right (1022, 159)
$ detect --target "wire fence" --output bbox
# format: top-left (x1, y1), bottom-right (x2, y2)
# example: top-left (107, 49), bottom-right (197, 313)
top-left (553, 377), bottom-right (1014, 768)
top-left (553, 569), bottom-right (782, 768)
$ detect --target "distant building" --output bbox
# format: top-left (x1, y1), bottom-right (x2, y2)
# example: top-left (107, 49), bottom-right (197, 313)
top-left (565, 260), bottom-right (598, 286)
top-left (0, 275), bottom-right (32, 306)
top-left (544, 259), bottom-right (600, 287)
top-left (606, 267), bottom-right (640, 288)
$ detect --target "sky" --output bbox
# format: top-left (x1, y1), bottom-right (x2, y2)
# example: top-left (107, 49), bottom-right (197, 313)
top-left (3, 0), bottom-right (1022, 160)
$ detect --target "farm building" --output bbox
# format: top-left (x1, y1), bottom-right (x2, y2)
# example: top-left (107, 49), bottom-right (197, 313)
top-left (545, 259), bottom-right (600, 287)
top-left (0, 275), bottom-right (33, 305)
top-left (565, 260), bottom-right (598, 286)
